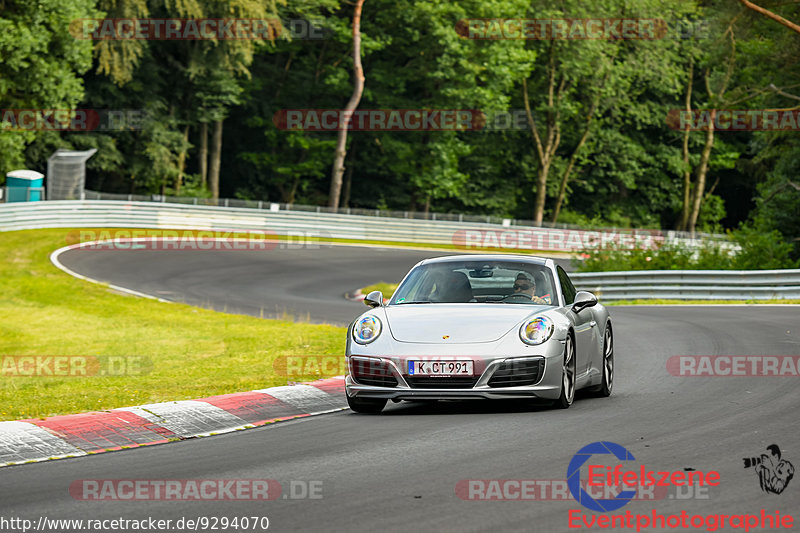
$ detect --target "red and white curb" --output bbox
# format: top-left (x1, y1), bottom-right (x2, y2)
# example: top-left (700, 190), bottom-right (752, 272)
top-left (0, 377), bottom-right (347, 468)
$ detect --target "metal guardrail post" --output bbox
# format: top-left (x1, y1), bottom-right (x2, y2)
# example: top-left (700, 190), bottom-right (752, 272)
top-left (1, 199), bottom-right (749, 287)
top-left (73, 189), bottom-right (734, 242)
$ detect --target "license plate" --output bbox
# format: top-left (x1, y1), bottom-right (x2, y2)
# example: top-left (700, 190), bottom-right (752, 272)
top-left (408, 360), bottom-right (473, 376)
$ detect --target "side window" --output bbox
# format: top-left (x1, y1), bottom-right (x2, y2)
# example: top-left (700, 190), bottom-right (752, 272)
top-left (557, 266), bottom-right (576, 305)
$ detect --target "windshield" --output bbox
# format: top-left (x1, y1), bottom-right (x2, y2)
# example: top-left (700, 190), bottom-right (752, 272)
top-left (390, 261), bottom-right (557, 306)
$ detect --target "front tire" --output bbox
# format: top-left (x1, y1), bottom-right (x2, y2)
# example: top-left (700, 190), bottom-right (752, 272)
top-left (347, 395), bottom-right (387, 414)
top-left (597, 325), bottom-right (614, 397)
top-left (553, 334), bottom-right (576, 409)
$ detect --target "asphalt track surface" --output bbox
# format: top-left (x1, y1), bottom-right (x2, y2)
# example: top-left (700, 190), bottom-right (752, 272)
top-left (54, 244), bottom-right (572, 326)
top-left (1, 246), bottom-right (798, 532)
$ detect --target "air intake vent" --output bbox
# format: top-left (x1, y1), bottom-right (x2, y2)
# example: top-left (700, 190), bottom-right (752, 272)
top-left (488, 358), bottom-right (544, 387)
top-left (351, 358), bottom-right (398, 387)
top-left (406, 377), bottom-right (480, 389)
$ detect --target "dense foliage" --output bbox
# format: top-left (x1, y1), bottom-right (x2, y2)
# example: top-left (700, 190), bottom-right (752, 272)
top-left (577, 227), bottom-right (800, 272)
top-left (2, 0), bottom-right (799, 260)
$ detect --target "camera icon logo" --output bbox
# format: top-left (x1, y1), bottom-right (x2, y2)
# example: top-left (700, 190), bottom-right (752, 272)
top-left (743, 444), bottom-right (794, 495)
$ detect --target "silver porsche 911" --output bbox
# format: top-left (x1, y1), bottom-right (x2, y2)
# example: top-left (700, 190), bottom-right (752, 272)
top-left (345, 255), bottom-right (613, 413)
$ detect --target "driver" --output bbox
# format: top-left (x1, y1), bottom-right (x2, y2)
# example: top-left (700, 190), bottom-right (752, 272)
top-left (512, 273), bottom-right (547, 304)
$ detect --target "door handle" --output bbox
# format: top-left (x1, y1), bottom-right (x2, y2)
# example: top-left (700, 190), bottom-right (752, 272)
top-left (589, 320), bottom-right (597, 327)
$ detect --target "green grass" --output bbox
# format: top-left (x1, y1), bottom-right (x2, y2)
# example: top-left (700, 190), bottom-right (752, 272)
top-left (0, 229), bottom-right (346, 421)
top-left (359, 282), bottom-right (399, 298)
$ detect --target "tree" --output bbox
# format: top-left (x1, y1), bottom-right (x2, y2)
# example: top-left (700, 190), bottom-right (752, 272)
top-left (0, 0), bottom-right (98, 174)
top-left (738, 0), bottom-right (800, 33)
top-left (519, 0), bottom-right (697, 225)
top-left (328, 0), bottom-right (365, 209)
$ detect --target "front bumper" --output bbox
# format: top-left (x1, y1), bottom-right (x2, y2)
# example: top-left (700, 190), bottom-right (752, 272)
top-left (345, 352), bottom-right (564, 401)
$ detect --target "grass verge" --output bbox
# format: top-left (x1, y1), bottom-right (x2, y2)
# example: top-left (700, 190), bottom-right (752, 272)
top-left (358, 282), bottom-right (399, 298)
top-left (0, 228), bottom-right (345, 421)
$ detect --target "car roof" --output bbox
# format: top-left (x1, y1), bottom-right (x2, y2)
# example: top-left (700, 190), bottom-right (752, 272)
top-left (417, 254), bottom-right (552, 267)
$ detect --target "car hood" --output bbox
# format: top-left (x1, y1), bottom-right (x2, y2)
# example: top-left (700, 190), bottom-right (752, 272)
top-left (384, 303), bottom-right (550, 344)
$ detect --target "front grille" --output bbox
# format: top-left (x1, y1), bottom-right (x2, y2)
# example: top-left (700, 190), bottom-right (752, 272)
top-left (354, 375), bottom-right (398, 387)
top-left (488, 358), bottom-right (545, 387)
top-left (351, 358), bottom-right (397, 388)
top-left (406, 377), bottom-right (480, 389)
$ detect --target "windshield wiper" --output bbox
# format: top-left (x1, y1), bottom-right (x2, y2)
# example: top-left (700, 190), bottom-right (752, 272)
top-left (394, 300), bottom-right (434, 305)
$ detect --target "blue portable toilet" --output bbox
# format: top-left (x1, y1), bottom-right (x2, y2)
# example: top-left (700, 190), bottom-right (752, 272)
top-left (5, 170), bottom-right (44, 202)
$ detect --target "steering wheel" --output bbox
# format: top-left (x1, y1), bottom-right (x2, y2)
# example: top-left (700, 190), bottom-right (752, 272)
top-left (503, 293), bottom-right (549, 304)
top-left (502, 293), bottom-right (532, 301)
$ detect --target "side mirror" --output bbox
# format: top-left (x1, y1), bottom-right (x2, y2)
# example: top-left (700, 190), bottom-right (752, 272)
top-left (364, 290), bottom-right (384, 308)
top-left (571, 291), bottom-right (598, 313)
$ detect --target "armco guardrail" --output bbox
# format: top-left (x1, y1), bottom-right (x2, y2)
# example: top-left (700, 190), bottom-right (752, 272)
top-left (0, 201), bottom-right (793, 300)
top-left (571, 270), bottom-right (800, 301)
top-left (0, 200), bottom-right (705, 254)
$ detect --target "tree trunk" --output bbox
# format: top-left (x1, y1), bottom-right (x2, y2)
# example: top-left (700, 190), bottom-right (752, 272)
top-left (522, 48), bottom-right (562, 224)
top-left (342, 164), bottom-right (354, 208)
top-left (550, 134), bottom-right (586, 224)
top-left (408, 191), bottom-right (418, 212)
top-left (551, 113), bottom-right (596, 223)
top-left (551, 71), bottom-right (607, 225)
top-left (342, 139), bottom-right (357, 207)
top-left (328, 0), bottom-right (366, 209)
top-left (199, 122), bottom-right (208, 190)
top-left (289, 178), bottom-right (298, 204)
top-left (533, 167), bottom-right (549, 225)
top-left (678, 60), bottom-right (694, 231)
top-left (687, 110), bottom-right (716, 234)
top-left (176, 124), bottom-right (190, 195)
top-left (209, 119), bottom-right (223, 201)
top-left (685, 35), bottom-right (733, 234)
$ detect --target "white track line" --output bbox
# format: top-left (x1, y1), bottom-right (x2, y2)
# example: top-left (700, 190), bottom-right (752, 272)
top-left (50, 241), bottom-right (171, 302)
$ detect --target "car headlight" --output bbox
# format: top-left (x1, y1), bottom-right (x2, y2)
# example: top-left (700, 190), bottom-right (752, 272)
top-left (353, 316), bottom-right (382, 344)
top-left (519, 316), bottom-right (554, 345)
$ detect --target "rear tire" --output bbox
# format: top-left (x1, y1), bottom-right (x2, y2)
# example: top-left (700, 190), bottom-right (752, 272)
top-left (553, 334), bottom-right (576, 409)
top-left (347, 395), bottom-right (387, 414)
